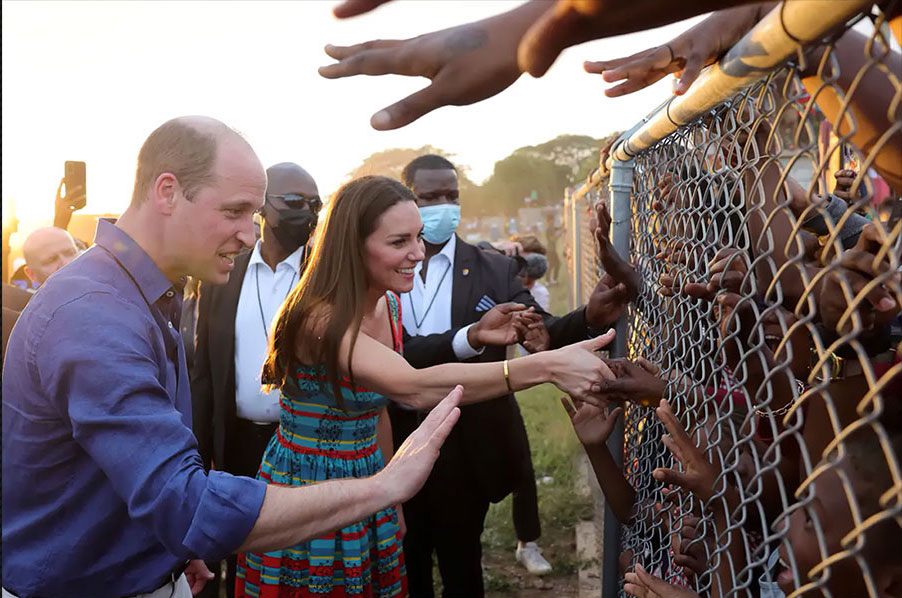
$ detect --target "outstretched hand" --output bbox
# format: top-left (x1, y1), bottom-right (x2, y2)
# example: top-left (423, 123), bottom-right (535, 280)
top-left (652, 399), bottom-right (721, 503)
top-left (514, 309), bottom-right (551, 353)
top-left (596, 357), bottom-right (666, 406)
top-left (561, 395), bottom-right (622, 448)
top-left (320, 2), bottom-right (549, 130)
top-left (379, 386), bottom-right (462, 503)
top-left (624, 563), bottom-right (702, 598)
top-left (582, 2), bottom-right (770, 98)
top-left (468, 302), bottom-right (528, 349)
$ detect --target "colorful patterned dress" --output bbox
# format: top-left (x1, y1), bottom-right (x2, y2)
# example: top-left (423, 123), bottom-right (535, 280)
top-left (235, 292), bottom-right (407, 598)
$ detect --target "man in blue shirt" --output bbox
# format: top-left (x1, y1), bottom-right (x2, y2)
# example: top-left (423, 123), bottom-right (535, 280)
top-left (1, 116), bottom-right (462, 598)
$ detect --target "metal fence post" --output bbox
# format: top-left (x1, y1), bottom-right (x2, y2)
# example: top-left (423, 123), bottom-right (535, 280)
top-left (601, 157), bottom-right (634, 598)
top-left (571, 189), bottom-right (582, 311)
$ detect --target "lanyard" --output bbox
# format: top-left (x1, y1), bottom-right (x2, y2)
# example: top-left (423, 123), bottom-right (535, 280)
top-left (409, 260), bottom-right (452, 331)
top-left (254, 247), bottom-right (303, 342)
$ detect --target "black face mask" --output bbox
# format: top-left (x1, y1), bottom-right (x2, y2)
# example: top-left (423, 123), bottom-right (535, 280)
top-left (262, 202), bottom-right (317, 253)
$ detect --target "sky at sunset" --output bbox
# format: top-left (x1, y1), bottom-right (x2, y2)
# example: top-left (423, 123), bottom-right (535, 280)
top-left (3, 0), bottom-right (699, 239)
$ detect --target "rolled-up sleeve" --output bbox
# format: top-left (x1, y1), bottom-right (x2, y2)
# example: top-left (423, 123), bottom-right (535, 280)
top-left (37, 293), bottom-right (266, 560)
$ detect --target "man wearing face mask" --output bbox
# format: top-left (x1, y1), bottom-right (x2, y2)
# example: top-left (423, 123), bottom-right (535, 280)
top-left (189, 162), bottom-right (320, 598)
top-left (394, 155), bottom-right (619, 597)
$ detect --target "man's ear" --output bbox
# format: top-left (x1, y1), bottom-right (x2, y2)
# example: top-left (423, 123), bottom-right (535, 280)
top-left (24, 266), bottom-right (38, 285)
top-left (152, 173), bottom-right (181, 216)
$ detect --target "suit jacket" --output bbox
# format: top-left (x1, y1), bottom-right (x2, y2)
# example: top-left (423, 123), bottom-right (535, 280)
top-left (190, 251), bottom-right (253, 471)
top-left (403, 236), bottom-right (588, 502)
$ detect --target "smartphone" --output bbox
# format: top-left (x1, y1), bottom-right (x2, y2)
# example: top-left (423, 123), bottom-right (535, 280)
top-left (64, 161), bottom-right (87, 210)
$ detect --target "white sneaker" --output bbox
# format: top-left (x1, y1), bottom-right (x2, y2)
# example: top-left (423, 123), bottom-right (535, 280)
top-left (516, 541), bottom-right (553, 576)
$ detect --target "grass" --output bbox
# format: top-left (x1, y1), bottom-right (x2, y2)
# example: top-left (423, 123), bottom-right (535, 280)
top-left (475, 259), bottom-right (593, 596)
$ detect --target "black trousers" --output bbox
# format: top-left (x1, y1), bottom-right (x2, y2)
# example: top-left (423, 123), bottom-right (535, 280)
top-left (196, 418), bottom-right (278, 598)
top-left (511, 417), bottom-right (541, 543)
top-left (390, 406), bottom-right (490, 598)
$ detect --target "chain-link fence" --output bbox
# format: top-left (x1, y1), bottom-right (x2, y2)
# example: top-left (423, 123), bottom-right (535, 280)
top-left (563, 2), bottom-right (902, 597)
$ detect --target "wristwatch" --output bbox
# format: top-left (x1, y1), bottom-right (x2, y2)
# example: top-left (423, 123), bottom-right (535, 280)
top-left (809, 346), bottom-right (894, 382)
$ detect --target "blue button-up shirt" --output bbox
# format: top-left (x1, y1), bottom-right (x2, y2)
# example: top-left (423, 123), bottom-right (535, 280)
top-left (2, 219), bottom-right (266, 598)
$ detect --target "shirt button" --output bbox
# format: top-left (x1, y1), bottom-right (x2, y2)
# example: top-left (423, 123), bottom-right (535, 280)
top-left (168, 321), bottom-right (174, 329)
top-left (165, 290), bottom-right (175, 298)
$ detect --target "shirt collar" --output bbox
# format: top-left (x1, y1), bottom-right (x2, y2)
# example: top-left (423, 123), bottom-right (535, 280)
top-left (414, 234), bottom-right (456, 277)
top-left (93, 218), bottom-right (178, 304)
top-left (248, 240), bottom-right (306, 274)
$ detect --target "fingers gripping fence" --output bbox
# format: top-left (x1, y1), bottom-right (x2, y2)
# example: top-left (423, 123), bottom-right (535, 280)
top-left (564, 2), bottom-right (902, 597)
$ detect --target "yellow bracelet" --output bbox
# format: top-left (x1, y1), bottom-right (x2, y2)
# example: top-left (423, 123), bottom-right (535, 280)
top-left (503, 359), bottom-right (513, 392)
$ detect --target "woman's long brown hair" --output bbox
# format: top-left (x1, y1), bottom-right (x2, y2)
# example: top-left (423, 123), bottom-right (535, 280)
top-left (262, 175), bottom-right (416, 408)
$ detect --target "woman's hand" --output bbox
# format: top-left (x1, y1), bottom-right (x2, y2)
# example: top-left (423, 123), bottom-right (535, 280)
top-left (547, 330), bottom-right (616, 405)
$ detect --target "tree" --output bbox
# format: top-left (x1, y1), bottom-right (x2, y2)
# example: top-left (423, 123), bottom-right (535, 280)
top-left (345, 146), bottom-right (482, 218)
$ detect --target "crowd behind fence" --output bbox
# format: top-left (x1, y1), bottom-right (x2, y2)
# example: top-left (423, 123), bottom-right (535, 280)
top-left (563, 2), bottom-right (901, 597)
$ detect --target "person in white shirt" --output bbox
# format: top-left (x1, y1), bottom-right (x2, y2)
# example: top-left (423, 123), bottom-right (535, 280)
top-left (520, 253), bottom-right (551, 312)
top-left (393, 155), bottom-right (623, 596)
top-left (190, 162), bottom-right (321, 598)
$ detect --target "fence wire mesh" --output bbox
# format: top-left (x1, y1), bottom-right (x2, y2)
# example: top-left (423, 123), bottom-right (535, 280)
top-left (564, 5), bottom-right (902, 597)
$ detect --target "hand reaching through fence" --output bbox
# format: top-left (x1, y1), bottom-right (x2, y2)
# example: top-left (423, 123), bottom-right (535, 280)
top-left (514, 308), bottom-right (551, 353)
top-left (652, 400), bottom-right (725, 504)
top-left (562, 395), bottom-right (636, 524)
top-left (623, 563), bottom-right (701, 598)
top-left (319, 2), bottom-right (549, 129)
top-left (596, 357), bottom-right (667, 406)
top-left (585, 2), bottom-right (773, 96)
top-left (683, 247), bottom-right (751, 300)
top-left (590, 198), bottom-right (641, 299)
top-left (466, 302), bottom-right (529, 350)
top-left (817, 222), bottom-right (901, 338)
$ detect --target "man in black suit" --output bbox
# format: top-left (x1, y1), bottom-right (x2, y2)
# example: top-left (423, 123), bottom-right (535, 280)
top-left (395, 155), bottom-right (621, 597)
top-left (190, 162), bottom-right (321, 597)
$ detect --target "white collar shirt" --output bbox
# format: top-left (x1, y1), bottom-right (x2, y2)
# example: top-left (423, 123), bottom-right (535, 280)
top-left (399, 234), bottom-right (482, 379)
top-left (234, 241), bottom-right (305, 422)
top-left (400, 234), bottom-right (456, 338)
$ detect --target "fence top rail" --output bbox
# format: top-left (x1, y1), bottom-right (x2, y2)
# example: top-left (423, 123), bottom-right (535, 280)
top-left (570, 0), bottom-right (872, 202)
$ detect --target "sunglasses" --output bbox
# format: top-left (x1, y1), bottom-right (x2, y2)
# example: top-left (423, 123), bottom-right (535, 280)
top-left (267, 193), bottom-right (322, 214)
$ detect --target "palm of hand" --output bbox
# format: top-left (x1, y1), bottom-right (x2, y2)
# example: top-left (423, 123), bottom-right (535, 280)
top-left (568, 400), bottom-right (620, 446)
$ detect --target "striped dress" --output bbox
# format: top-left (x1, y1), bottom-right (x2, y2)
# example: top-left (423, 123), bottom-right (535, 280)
top-left (235, 292), bottom-right (407, 598)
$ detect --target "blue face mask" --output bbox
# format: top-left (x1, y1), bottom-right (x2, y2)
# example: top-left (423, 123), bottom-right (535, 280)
top-left (419, 204), bottom-right (461, 245)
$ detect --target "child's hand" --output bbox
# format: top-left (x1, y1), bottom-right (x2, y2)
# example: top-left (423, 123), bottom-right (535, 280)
top-left (624, 563), bottom-right (701, 598)
top-left (561, 396), bottom-right (622, 448)
top-left (652, 400), bottom-right (721, 503)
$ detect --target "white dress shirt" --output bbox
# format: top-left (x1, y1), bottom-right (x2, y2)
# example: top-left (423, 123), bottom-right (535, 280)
top-left (234, 241), bottom-right (305, 422)
top-left (400, 234), bottom-right (482, 363)
top-left (530, 281), bottom-right (551, 312)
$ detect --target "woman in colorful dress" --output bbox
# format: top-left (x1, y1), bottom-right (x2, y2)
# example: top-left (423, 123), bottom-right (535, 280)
top-left (235, 176), bottom-right (616, 598)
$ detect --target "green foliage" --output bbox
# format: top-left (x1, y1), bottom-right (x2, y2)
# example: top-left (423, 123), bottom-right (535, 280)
top-left (345, 145), bottom-right (483, 218)
top-left (345, 132), bottom-right (623, 222)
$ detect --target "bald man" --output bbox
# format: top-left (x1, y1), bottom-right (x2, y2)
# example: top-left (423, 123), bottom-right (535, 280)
top-left (22, 226), bottom-right (79, 286)
top-left (190, 161), bottom-right (322, 597)
top-left (2, 118), bottom-right (460, 598)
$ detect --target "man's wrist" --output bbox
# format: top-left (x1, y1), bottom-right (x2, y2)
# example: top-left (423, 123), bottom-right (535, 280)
top-left (466, 322), bottom-right (483, 350)
top-left (455, 324), bottom-right (485, 360)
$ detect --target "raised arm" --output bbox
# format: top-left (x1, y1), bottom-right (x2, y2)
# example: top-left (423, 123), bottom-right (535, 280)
top-left (333, 324), bottom-right (617, 409)
top-left (238, 386), bottom-right (461, 552)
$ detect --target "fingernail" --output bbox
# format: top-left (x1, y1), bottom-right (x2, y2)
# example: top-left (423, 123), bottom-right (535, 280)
top-left (877, 297), bottom-right (896, 311)
top-left (653, 470), bottom-right (664, 480)
top-left (371, 110), bottom-right (392, 129)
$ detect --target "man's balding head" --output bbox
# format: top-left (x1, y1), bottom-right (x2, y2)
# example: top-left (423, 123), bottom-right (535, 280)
top-left (130, 116), bottom-right (255, 205)
top-left (23, 227), bottom-right (79, 285)
top-left (265, 163), bottom-right (319, 202)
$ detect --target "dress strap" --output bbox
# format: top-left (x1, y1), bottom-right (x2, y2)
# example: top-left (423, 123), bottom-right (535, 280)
top-left (385, 292), bottom-right (403, 355)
